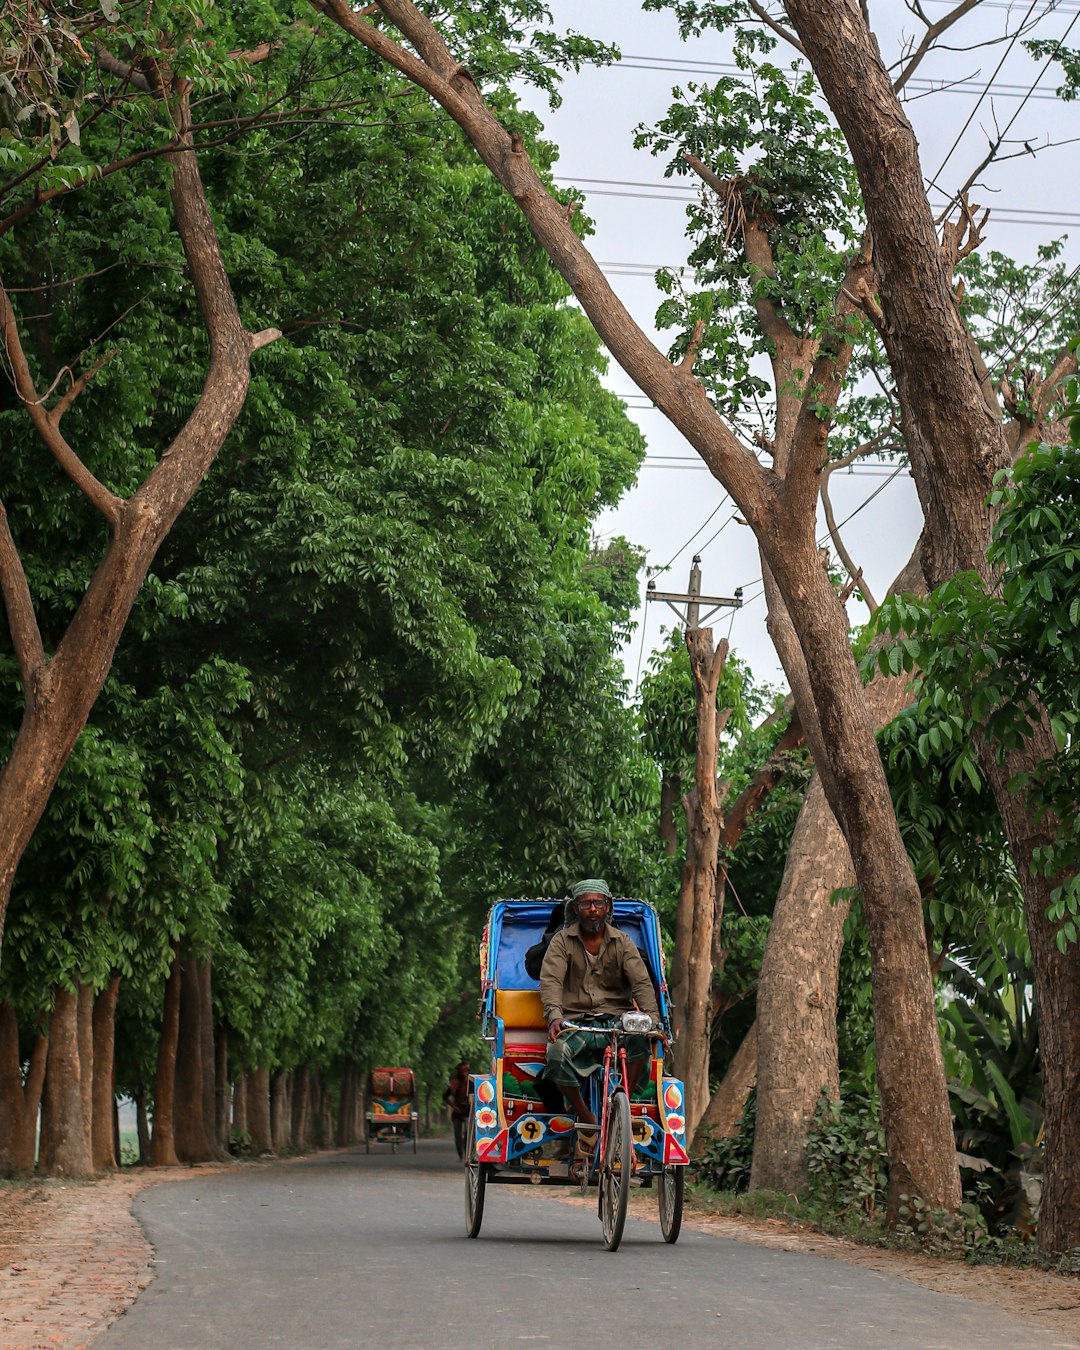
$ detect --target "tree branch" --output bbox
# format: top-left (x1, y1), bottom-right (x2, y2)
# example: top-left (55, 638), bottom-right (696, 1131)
top-left (0, 282), bottom-right (123, 526)
top-left (0, 500), bottom-right (47, 704)
top-left (820, 465), bottom-right (879, 611)
top-left (892, 0), bottom-right (983, 94)
top-left (49, 349), bottom-right (117, 426)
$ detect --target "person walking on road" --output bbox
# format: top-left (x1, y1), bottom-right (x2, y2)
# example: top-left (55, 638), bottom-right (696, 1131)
top-left (443, 1060), bottom-right (470, 1161)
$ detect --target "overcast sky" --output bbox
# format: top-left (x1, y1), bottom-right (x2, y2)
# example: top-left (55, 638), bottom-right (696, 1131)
top-left (517, 0), bottom-right (1080, 694)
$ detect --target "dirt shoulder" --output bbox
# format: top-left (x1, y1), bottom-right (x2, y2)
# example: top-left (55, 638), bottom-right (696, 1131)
top-left (2, 1164), bottom-right (1078, 1348)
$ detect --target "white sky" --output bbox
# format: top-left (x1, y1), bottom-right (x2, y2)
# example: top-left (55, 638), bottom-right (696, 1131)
top-left (518, 0), bottom-right (1080, 693)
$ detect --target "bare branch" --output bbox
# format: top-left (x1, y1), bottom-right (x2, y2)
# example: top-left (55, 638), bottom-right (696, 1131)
top-left (250, 327), bottom-right (283, 352)
top-left (0, 282), bottom-right (123, 526)
top-left (94, 43), bottom-right (152, 92)
top-left (680, 319), bottom-right (705, 372)
top-left (893, 0), bottom-right (983, 94)
top-left (50, 349), bottom-right (117, 426)
top-left (0, 500), bottom-right (47, 701)
top-left (820, 467), bottom-right (879, 611)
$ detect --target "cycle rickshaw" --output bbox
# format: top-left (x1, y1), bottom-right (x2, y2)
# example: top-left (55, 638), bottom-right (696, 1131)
top-left (364, 1065), bottom-right (419, 1153)
top-left (465, 897), bottom-right (688, 1251)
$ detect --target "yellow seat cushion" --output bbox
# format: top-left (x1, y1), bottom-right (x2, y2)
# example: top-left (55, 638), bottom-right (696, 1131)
top-left (494, 988), bottom-right (547, 1030)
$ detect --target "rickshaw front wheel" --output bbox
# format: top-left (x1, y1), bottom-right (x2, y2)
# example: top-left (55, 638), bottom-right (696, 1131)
top-left (465, 1110), bottom-right (488, 1238)
top-left (658, 1164), bottom-right (684, 1243)
top-left (600, 1089), bottom-right (631, 1252)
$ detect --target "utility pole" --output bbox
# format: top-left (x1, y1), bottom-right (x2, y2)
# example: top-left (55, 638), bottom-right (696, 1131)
top-left (645, 554), bottom-right (742, 632)
top-left (644, 553), bottom-right (742, 1139)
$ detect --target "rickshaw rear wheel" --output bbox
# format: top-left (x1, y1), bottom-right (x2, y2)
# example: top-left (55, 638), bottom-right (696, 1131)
top-left (465, 1110), bottom-right (488, 1238)
top-left (600, 1089), bottom-right (631, 1252)
top-left (658, 1164), bottom-right (684, 1243)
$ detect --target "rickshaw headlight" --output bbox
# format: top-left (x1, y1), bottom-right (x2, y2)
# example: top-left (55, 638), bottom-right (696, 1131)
top-left (621, 1011), bottom-right (653, 1033)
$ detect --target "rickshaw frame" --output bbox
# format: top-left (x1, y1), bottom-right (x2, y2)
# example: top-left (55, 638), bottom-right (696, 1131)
top-left (465, 897), bottom-right (689, 1249)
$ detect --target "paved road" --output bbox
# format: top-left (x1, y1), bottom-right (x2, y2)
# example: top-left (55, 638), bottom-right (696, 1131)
top-left (103, 1140), bottom-right (1077, 1350)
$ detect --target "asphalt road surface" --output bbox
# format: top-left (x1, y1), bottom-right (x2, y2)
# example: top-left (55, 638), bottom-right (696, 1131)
top-left (102, 1139), bottom-right (1078, 1350)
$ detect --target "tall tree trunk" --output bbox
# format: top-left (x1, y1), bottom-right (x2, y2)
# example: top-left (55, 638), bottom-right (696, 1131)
top-left (174, 955), bottom-right (215, 1162)
top-left (136, 1092), bottom-right (152, 1165)
top-left (693, 1021), bottom-right (758, 1152)
top-left (270, 1070), bottom-right (290, 1153)
top-left (247, 1067), bottom-right (272, 1154)
top-left (197, 958), bottom-right (226, 1160)
top-left (292, 1065), bottom-right (312, 1152)
top-left (337, 1063), bottom-right (358, 1147)
top-left (981, 735), bottom-right (1080, 1254)
top-left (152, 949), bottom-right (182, 1167)
top-left (215, 1024), bottom-right (230, 1153)
top-left (76, 981), bottom-right (94, 1162)
top-left (42, 988), bottom-right (93, 1177)
top-left (751, 775), bottom-right (851, 1192)
top-left (752, 657), bottom-right (922, 1194)
top-left (91, 975), bottom-right (121, 1170)
top-left (232, 1073), bottom-right (248, 1141)
top-left (0, 1003), bottom-right (48, 1174)
top-left (781, 0), bottom-right (1080, 1252)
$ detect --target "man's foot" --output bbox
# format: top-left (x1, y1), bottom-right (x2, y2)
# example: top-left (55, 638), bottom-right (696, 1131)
top-left (575, 1124), bottom-right (599, 1160)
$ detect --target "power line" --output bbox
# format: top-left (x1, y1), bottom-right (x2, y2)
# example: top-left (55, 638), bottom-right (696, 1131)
top-left (933, 4), bottom-right (1080, 201)
top-left (607, 50), bottom-right (1077, 102)
top-left (648, 493), bottom-right (732, 578)
top-left (560, 179), bottom-right (1080, 229)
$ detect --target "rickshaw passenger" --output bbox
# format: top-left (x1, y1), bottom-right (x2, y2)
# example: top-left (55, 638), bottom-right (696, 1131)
top-left (539, 878), bottom-right (660, 1126)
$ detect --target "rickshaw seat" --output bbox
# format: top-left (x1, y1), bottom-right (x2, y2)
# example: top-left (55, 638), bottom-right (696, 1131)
top-left (494, 988), bottom-right (547, 1030)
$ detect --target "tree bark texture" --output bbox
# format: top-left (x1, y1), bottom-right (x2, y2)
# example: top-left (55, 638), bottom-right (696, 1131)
top-left (292, 1065), bottom-right (312, 1152)
top-left (232, 1074), bottom-right (248, 1139)
top-left (981, 735), bottom-right (1080, 1253)
top-left (247, 1067), bottom-right (272, 1153)
top-left (92, 975), bottom-right (121, 1170)
top-left (270, 1070), bottom-right (291, 1153)
top-left (152, 950), bottom-right (182, 1167)
top-left (174, 955), bottom-right (218, 1163)
top-left (337, 1063), bottom-right (358, 1147)
top-left (76, 982), bottom-right (94, 1163)
top-left (751, 774), bottom-right (851, 1193)
top-left (42, 988), bottom-right (93, 1177)
top-left (0, 1003), bottom-right (47, 1174)
top-left (215, 1024), bottom-right (230, 1152)
top-left (753, 644), bottom-right (922, 1196)
top-left (693, 1021), bottom-right (758, 1152)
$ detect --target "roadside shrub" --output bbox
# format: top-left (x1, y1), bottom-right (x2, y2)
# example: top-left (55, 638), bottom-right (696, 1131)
top-left (694, 1090), bottom-right (755, 1193)
top-left (804, 1087), bottom-right (887, 1221)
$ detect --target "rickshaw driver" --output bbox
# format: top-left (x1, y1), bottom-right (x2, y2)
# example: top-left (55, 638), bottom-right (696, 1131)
top-left (539, 878), bottom-right (660, 1126)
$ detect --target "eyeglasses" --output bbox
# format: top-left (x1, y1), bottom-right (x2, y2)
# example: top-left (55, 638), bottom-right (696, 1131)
top-left (577, 898), bottom-right (607, 910)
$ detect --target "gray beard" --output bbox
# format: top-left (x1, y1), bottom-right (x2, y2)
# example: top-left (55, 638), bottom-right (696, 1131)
top-left (580, 915), bottom-right (605, 936)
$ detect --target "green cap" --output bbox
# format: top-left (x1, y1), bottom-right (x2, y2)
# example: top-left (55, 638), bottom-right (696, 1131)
top-left (571, 878), bottom-right (611, 899)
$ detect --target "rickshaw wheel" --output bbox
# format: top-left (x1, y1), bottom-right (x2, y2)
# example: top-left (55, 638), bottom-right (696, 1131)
top-left (600, 1089), bottom-right (631, 1252)
top-left (658, 1164), bottom-right (684, 1244)
top-left (465, 1110), bottom-right (488, 1238)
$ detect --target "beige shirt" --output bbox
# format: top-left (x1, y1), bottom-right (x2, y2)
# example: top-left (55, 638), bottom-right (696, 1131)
top-left (539, 920), bottom-right (659, 1025)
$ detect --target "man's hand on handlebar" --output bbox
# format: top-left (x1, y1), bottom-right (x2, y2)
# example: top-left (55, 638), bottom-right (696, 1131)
top-left (548, 1018), bottom-right (562, 1042)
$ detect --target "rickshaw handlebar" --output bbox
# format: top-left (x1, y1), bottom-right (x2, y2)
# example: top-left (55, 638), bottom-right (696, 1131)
top-left (558, 1017), bottom-right (666, 1039)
